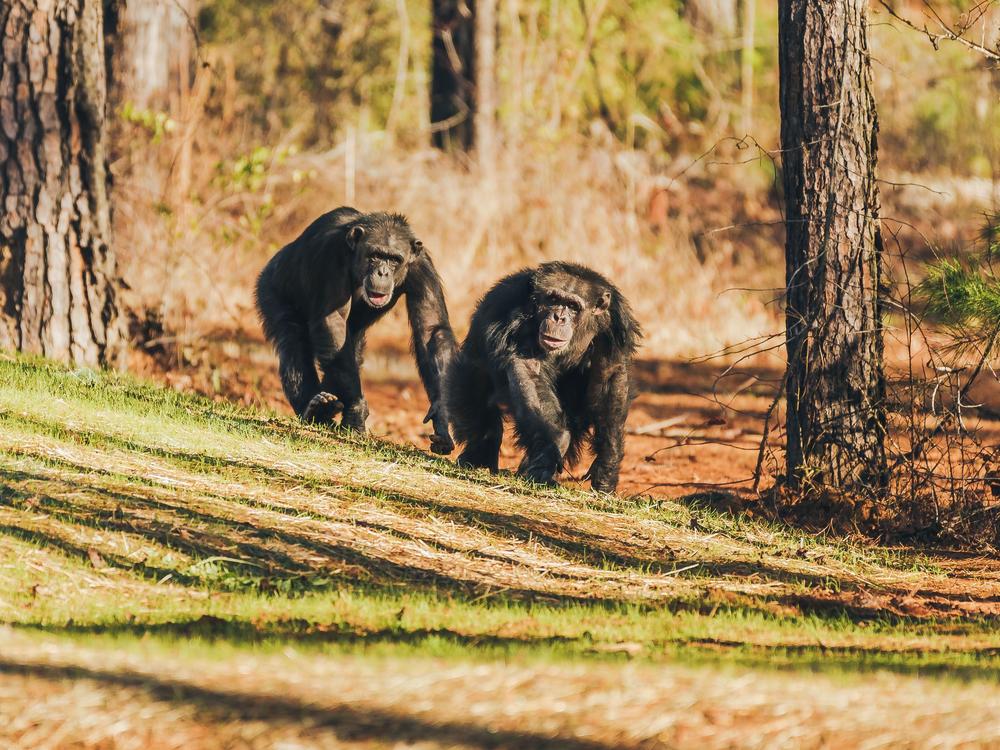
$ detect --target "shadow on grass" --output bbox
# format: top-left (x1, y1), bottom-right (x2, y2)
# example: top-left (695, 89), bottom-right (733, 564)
top-left (0, 468), bottom-right (606, 603)
top-left (0, 452), bottom-right (900, 603)
top-left (0, 657), bottom-right (624, 750)
top-left (13, 619), bottom-right (1000, 684)
top-left (6, 413), bottom-right (1000, 622)
top-left (13, 615), bottom-right (580, 650)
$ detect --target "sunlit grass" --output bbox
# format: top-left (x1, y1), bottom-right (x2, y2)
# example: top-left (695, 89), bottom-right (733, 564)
top-left (1, 352), bottom-right (1000, 680)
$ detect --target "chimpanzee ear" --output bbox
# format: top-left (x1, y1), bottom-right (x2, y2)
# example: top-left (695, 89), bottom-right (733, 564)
top-left (411, 239), bottom-right (424, 256)
top-left (346, 225), bottom-right (366, 249)
top-left (595, 290), bottom-right (612, 312)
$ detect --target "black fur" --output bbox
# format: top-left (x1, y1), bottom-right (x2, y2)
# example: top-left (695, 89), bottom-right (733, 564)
top-left (446, 261), bottom-right (641, 492)
top-left (256, 207), bottom-right (457, 454)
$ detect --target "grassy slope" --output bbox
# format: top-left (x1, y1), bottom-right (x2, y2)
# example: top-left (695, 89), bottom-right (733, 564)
top-left (3, 354), bottom-right (1000, 747)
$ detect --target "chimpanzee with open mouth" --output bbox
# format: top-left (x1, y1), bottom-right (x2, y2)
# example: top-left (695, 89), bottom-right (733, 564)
top-left (446, 261), bottom-right (641, 492)
top-left (255, 207), bottom-right (456, 454)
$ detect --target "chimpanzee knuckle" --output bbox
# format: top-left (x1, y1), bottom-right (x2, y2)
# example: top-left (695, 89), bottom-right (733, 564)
top-left (591, 475), bottom-right (617, 493)
top-left (430, 434), bottom-right (455, 455)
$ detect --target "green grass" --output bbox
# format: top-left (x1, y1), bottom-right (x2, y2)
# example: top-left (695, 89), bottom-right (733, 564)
top-left (2, 352), bottom-right (1000, 681)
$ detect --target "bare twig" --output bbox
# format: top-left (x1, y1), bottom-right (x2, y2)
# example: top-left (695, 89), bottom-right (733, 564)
top-left (752, 370), bottom-right (787, 494)
top-left (875, 0), bottom-right (1000, 61)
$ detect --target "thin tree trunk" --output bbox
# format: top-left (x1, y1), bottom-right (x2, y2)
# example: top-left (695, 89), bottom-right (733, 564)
top-left (684, 0), bottom-right (738, 36)
top-left (778, 0), bottom-right (886, 495)
top-left (117, 0), bottom-right (196, 111)
top-left (0, 0), bottom-right (123, 368)
top-left (475, 0), bottom-right (497, 173)
top-left (740, 0), bottom-right (755, 134)
top-left (431, 0), bottom-right (476, 150)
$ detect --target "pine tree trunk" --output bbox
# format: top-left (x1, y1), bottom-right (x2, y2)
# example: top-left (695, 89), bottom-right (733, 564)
top-left (0, 0), bottom-right (123, 368)
top-left (778, 0), bottom-right (886, 495)
top-left (431, 0), bottom-right (475, 150)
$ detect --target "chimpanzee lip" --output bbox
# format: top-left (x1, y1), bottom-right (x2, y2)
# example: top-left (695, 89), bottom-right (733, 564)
top-left (365, 289), bottom-right (392, 307)
top-left (540, 334), bottom-right (569, 350)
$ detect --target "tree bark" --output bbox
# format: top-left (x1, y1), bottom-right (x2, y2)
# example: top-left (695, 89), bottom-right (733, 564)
top-left (778, 0), bottom-right (887, 495)
top-left (0, 0), bottom-right (123, 367)
top-left (431, 0), bottom-right (475, 150)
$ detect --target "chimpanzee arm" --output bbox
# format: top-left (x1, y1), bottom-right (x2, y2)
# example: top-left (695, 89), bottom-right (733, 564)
top-left (404, 256), bottom-right (458, 454)
top-left (585, 353), bottom-right (631, 493)
top-left (310, 303), bottom-right (351, 364)
top-left (506, 359), bottom-right (571, 485)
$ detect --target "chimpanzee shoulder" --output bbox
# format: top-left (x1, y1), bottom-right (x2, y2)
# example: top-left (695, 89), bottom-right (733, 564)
top-left (464, 269), bottom-right (536, 364)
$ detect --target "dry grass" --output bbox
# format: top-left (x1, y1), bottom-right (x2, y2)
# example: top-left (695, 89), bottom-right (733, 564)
top-left (6, 357), bottom-right (1000, 746)
top-left (6, 628), bottom-right (1000, 750)
top-left (113, 121), bottom-right (781, 362)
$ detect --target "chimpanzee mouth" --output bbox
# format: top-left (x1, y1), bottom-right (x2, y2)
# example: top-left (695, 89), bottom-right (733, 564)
top-left (540, 334), bottom-right (569, 351)
top-left (365, 289), bottom-right (392, 307)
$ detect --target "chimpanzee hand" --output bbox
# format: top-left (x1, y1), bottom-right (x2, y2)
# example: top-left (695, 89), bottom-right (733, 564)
top-left (423, 404), bottom-right (455, 455)
top-left (517, 450), bottom-right (560, 486)
top-left (340, 399), bottom-right (370, 432)
top-left (302, 392), bottom-right (343, 425)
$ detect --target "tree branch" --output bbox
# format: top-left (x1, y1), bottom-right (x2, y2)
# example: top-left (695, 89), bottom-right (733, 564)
top-left (875, 0), bottom-right (1000, 61)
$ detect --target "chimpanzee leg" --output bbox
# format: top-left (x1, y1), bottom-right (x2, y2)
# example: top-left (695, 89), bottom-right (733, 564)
top-left (320, 334), bottom-right (368, 431)
top-left (266, 308), bottom-right (321, 418)
top-left (446, 357), bottom-right (503, 471)
top-left (458, 413), bottom-right (503, 472)
top-left (586, 361), bottom-right (630, 493)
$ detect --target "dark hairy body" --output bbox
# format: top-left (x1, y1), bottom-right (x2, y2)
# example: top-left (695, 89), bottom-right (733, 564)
top-left (446, 262), bottom-right (641, 492)
top-left (255, 207), bottom-right (456, 453)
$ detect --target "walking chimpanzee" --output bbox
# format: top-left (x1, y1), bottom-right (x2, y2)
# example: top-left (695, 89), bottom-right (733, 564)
top-left (446, 262), bottom-right (640, 491)
top-left (256, 207), bottom-right (456, 454)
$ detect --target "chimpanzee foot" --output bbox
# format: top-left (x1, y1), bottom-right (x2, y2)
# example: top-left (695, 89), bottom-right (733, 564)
top-left (584, 460), bottom-right (619, 494)
top-left (302, 392), bottom-right (343, 425)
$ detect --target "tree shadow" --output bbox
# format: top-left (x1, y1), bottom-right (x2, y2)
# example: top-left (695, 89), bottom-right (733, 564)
top-left (0, 658), bottom-right (624, 750)
top-left (3, 448), bottom-right (977, 610)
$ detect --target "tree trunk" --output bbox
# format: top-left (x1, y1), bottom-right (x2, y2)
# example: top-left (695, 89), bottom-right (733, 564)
top-left (778, 0), bottom-right (886, 496)
top-left (116, 0), bottom-right (196, 111)
top-left (0, 0), bottom-right (123, 368)
top-left (684, 0), bottom-right (738, 36)
top-left (431, 0), bottom-right (475, 150)
top-left (740, 0), bottom-right (755, 134)
top-left (475, 0), bottom-right (497, 172)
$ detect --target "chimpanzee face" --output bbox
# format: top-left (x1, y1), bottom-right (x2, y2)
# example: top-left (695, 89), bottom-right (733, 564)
top-left (346, 223), bottom-right (423, 308)
top-left (532, 274), bottom-right (612, 355)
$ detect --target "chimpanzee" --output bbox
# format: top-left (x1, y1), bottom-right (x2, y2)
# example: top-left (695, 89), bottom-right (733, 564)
top-left (446, 262), bottom-right (641, 492)
top-left (255, 207), bottom-right (456, 454)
